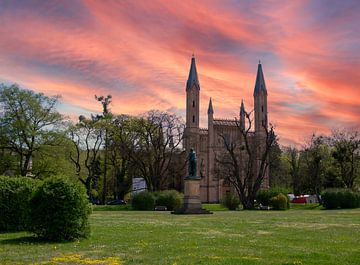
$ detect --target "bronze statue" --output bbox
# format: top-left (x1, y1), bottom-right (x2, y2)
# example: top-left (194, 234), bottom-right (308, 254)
top-left (188, 148), bottom-right (197, 177)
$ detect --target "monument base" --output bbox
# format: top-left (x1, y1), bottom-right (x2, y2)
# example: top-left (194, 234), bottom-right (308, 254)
top-left (172, 177), bottom-right (212, 215)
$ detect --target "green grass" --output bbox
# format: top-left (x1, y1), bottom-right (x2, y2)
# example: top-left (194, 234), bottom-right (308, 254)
top-left (1, 208), bottom-right (359, 265)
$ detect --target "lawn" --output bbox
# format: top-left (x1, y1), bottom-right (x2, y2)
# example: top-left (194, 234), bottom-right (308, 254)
top-left (0, 208), bottom-right (359, 265)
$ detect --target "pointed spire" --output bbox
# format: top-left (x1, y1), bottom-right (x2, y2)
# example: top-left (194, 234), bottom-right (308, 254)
top-left (253, 61), bottom-right (267, 96)
top-left (186, 55), bottom-right (200, 90)
top-left (240, 99), bottom-right (245, 116)
top-left (208, 97), bottom-right (214, 115)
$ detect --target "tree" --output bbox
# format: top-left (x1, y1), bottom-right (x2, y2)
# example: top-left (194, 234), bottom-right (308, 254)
top-left (69, 115), bottom-right (103, 200)
top-left (95, 95), bottom-right (112, 203)
top-left (107, 115), bottom-right (137, 200)
top-left (125, 110), bottom-right (185, 191)
top-left (283, 147), bottom-right (302, 194)
top-left (300, 134), bottom-right (332, 202)
top-left (215, 110), bottom-right (276, 209)
top-left (330, 129), bottom-right (360, 189)
top-left (0, 84), bottom-right (63, 176)
top-left (268, 139), bottom-right (292, 188)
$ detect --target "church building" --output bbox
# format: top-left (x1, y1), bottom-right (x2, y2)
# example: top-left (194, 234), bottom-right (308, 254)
top-left (184, 56), bottom-right (269, 203)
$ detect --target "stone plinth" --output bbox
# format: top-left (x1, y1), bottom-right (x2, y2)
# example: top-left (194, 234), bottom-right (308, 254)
top-left (172, 177), bottom-right (212, 214)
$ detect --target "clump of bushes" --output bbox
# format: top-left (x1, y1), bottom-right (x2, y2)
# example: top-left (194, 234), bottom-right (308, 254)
top-left (131, 191), bottom-right (155, 210)
top-left (155, 190), bottom-right (183, 211)
top-left (270, 193), bottom-right (289, 210)
top-left (322, 189), bottom-right (360, 209)
top-left (221, 192), bottom-right (240, 210)
top-left (256, 187), bottom-right (289, 206)
top-left (0, 176), bottom-right (39, 231)
top-left (30, 176), bottom-right (92, 241)
top-left (131, 190), bottom-right (184, 211)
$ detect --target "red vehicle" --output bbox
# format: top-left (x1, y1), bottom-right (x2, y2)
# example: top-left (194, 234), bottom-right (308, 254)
top-left (291, 196), bottom-right (307, 203)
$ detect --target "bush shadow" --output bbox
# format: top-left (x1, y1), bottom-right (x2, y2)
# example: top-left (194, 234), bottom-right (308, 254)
top-left (0, 236), bottom-right (56, 245)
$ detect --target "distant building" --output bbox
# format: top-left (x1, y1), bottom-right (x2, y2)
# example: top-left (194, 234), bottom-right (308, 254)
top-left (184, 56), bottom-right (269, 203)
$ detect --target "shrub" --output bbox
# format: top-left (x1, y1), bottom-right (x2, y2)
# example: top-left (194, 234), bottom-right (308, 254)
top-left (155, 190), bottom-right (183, 211)
top-left (221, 192), bottom-right (240, 210)
top-left (256, 187), bottom-right (289, 206)
top-left (321, 189), bottom-right (339, 209)
top-left (131, 191), bottom-right (155, 210)
top-left (322, 189), bottom-right (360, 209)
top-left (0, 176), bottom-right (39, 231)
top-left (29, 176), bottom-right (91, 241)
top-left (270, 193), bottom-right (288, 210)
top-left (338, 190), bottom-right (359, 209)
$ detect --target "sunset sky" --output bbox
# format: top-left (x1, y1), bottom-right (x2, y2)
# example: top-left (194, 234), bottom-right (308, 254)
top-left (0, 0), bottom-right (359, 146)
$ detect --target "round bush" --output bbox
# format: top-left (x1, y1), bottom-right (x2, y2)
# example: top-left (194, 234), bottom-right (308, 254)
top-left (270, 193), bottom-right (288, 210)
top-left (221, 192), bottom-right (240, 210)
top-left (0, 176), bottom-right (38, 231)
top-left (131, 191), bottom-right (155, 210)
top-left (155, 190), bottom-right (183, 211)
top-left (30, 176), bottom-right (91, 241)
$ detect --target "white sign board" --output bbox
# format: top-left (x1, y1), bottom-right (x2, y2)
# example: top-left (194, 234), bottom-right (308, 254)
top-left (132, 177), bottom-right (147, 194)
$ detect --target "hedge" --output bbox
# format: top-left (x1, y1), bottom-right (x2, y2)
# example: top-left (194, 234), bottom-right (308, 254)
top-left (322, 189), bottom-right (360, 209)
top-left (0, 176), bottom-right (39, 231)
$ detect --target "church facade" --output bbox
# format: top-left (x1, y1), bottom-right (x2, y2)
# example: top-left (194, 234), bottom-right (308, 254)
top-left (183, 56), bottom-right (269, 203)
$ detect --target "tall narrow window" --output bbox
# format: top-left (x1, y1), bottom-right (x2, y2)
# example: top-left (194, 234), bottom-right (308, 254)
top-left (261, 106), bottom-right (264, 112)
top-left (193, 100), bottom-right (195, 107)
top-left (193, 115), bottom-right (195, 123)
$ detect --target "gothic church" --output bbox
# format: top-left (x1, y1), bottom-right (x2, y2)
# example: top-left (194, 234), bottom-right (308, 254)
top-left (184, 56), bottom-right (269, 203)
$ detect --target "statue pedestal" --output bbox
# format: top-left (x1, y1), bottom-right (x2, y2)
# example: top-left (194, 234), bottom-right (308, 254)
top-left (172, 176), bottom-right (212, 214)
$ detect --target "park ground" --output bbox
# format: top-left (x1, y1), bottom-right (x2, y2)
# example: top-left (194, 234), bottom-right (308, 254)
top-left (0, 206), bottom-right (359, 265)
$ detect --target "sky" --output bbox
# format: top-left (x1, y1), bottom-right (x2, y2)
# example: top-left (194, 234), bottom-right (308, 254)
top-left (0, 0), bottom-right (359, 146)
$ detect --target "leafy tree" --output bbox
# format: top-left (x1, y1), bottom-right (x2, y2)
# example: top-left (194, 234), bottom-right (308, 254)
top-left (300, 134), bottom-right (332, 202)
top-left (0, 84), bottom-right (63, 176)
top-left (120, 110), bottom-right (185, 191)
top-left (106, 115), bottom-right (139, 200)
top-left (330, 130), bottom-right (360, 189)
top-left (269, 139), bottom-right (292, 188)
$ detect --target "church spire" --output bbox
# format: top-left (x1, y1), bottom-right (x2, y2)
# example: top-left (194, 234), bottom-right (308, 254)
top-left (240, 99), bottom-right (245, 116)
top-left (253, 61), bottom-right (267, 96)
top-left (208, 97), bottom-right (214, 114)
top-left (186, 55), bottom-right (200, 90)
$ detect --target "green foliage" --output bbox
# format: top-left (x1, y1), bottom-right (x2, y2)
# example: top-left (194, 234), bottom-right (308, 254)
top-left (30, 176), bottom-right (91, 241)
top-left (322, 189), bottom-right (360, 209)
top-left (256, 187), bottom-right (289, 206)
top-left (0, 176), bottom-right (39, 231)
top-left (131, 191), bottom-right (155, 210)
top-left (220, 192), bottom-right (240, 210)
top-left (0, 84), bottom-right (64, 176)
top-left (155, 190), bottom-right (183, 211)
top-left (270, 193), bottom-right (289, 210)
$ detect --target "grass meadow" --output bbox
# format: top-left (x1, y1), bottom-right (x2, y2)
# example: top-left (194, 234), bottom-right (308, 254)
top-left (0, 206), bottom-right (359, 265)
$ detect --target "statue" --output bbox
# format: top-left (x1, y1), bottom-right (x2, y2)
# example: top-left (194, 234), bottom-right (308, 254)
top-left (188, 148), bottom-right (197, 177)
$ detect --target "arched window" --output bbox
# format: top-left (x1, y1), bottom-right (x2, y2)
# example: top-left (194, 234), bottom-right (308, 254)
top-left (193, 100), bottom-right (195, 107)
top-left (193, 115), bottom-right (195, 123)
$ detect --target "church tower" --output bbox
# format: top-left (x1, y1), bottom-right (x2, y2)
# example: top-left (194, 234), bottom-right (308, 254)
top-left (184, 55), bottom-right (200, 153)
top-left (253, 62), bottom-right (268, 134)
top-left (253, 62), bottom-right (269, 188)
